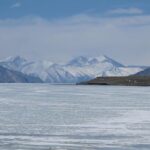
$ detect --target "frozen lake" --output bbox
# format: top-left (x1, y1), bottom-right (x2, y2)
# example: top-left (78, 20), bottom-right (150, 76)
top-left (0, 84), bottom-right (150, 150)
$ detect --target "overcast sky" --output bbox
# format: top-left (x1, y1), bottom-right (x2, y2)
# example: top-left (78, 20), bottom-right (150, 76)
top-left (0, 0), bottom-right (150, 65)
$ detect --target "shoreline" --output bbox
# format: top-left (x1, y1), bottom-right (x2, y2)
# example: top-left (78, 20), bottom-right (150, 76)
top-left (78, 76), bottom-right (150, 86)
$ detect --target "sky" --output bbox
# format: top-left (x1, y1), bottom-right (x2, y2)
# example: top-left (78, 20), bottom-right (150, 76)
top-left (0, 0), bottom-right (150, 65)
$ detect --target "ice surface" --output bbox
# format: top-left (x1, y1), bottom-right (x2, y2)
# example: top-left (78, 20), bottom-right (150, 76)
top-left (0, 84), bottom-right (150, 150)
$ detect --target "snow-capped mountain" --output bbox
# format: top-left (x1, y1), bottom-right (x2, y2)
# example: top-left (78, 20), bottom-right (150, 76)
top-left (0, 65), bottom-right (42, 83)
top-left (67, 55), bottom-right (124, 67)
top-left (0, 56), bottom-right (30, 71)
top-left (0, 55), bottom-right (144, 83)
top-left (64, 55), bottom-right (143, 82)
top-left (22, 60), bottom-right (54, 82)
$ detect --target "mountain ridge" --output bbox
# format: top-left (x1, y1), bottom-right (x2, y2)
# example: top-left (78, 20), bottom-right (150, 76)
top-left (134, 67), bottom-right (150, 76)
top-left (0, 65), bottom-right (43, 83)
top-left (0, 55), bottom-right (145, 83)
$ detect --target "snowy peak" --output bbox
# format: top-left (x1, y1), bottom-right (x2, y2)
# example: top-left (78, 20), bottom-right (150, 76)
top-left (100, 55), bottom-right (124, 67)
top-left (90, 55), bottom-right (108, 62)
top-left (3, 56), bottom-right (27, 64)
top-left (0, 56), bottom-right (28, 71)
top-left (67, 56), bottom-right (89, 67)
top-left (67, 55), bottom-right (124, 67)
top-left (0, 55), bottom-right (143, 83)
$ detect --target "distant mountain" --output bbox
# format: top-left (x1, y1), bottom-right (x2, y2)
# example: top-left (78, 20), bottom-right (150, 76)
top-left (0, 55), bottom-right (144, 83)
top-left (0, 56), bottom-right (28, 71)
top-left (134, 67), bottom-right (150, 76)
top-left (63, 55), bottom-right (143, 82)
top-left (0, 66), bottom-right (43, 83)
top-left (66, 55), bottom-right (124, 67)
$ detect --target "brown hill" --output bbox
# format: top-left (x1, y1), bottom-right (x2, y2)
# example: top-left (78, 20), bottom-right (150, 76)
top-left (78, 76), bottom-right (150, 86)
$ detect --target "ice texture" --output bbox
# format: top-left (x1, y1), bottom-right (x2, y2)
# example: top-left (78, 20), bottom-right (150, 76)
top-left (0, 84), bottom-right (150, 150)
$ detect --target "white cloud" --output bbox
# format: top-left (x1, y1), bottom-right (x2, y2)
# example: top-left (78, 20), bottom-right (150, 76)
top-left (107, 8), bottom-right (143, 15)
top-left (0, 14), bottom-right (150, 65)
top-left (11, 2), bottom-right (21, 8)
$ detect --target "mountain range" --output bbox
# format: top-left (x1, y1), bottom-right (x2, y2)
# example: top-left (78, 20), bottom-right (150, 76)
top-left (0, 55), bottom-right (146, 83)
top-left (0, 66), bottom-right (42, 83)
